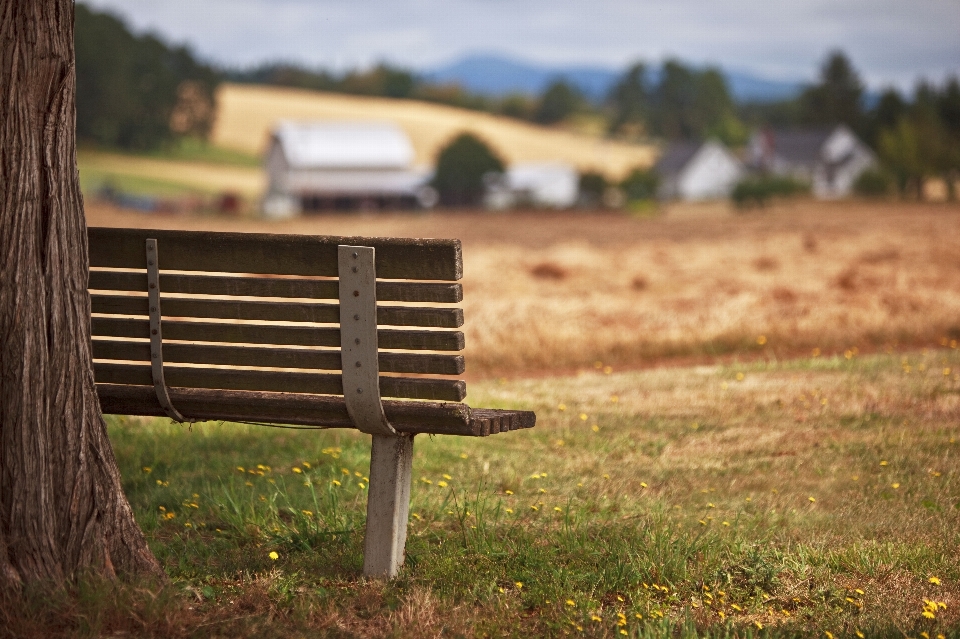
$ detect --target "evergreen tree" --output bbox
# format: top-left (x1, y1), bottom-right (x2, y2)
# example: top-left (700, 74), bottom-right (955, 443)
top-left (799, 51), bottom-right (864, 128)
top-left (432, 133), bottom-right (505, 206)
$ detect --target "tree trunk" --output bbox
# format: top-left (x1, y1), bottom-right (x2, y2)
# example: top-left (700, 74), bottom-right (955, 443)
top-left (0, 0), bottom-right (162, 589)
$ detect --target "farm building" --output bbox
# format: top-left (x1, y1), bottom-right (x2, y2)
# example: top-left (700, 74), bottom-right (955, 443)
top-left (263, 121), bottom-right (434, 217)
top-left (655, 140), bottom-right (744, 201)
top-left (484, 162), bottom-right (580, 209)
top-left (747, 125), bottom-right (876, 199)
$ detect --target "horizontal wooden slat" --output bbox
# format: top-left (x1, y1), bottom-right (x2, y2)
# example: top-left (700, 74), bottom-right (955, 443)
top-left (97, 385), bottom-right (534, 436)
top-left (92, 339), bottom-right (465, 375)
top-left (88, 227), bottom-right (462, 280)
top-left (91, 318), bottom-right (465, 351)
top-left (90, 294), bottom-right (463, 328)
top-left (88, 271), bottom-right (462, 303)
top-left (93, 363), bottom-right (466, 401)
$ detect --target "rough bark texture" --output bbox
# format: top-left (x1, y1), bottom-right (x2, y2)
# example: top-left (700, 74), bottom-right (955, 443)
top-left (0, 0), bottom-right (162, 588)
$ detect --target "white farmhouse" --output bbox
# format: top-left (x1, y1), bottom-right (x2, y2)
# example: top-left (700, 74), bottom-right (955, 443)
top-left (655, 140), bottom-right (744, 201)
top-left (484, 162), bottom-right (579, 209)
top-left (263, 121), bottom-right (433, 217)
top-left (747, 125), bottom-right (876, 199)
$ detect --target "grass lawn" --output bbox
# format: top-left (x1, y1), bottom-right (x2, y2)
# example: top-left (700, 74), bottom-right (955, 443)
top-left (7, 349), bottom-right (957, 638)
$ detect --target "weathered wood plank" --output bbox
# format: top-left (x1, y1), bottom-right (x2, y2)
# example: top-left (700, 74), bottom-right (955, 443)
top-left (88, 227), bottom-right (462, 280)
top-left (93, 363), bottom-right (466, 401)
top-left (90, 294), bottom-right (463, 328)
top-left (92, 339), bottom-right (465, 375)
top-left (91, 317), bottom-right (465, 351)
top-left (88, 271), bottom-right (462, 303)
top-left (96, 385), bottom-right (535, 436)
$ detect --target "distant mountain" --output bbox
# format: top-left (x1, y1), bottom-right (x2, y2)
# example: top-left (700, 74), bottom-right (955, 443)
top-left (424, 54), bottom-right (804, 104)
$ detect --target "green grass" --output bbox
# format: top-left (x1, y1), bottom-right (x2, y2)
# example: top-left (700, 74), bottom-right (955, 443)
top-left (5, 349), bottom-right (960, 638)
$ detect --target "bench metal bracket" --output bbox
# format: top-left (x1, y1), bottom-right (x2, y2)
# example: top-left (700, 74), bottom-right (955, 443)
top-left (338, 245), bottom-right (395, 436)
top-left (145, 238), bottom-right (190, 423)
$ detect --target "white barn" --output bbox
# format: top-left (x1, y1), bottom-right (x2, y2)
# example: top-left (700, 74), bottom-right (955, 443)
top-left (263, 121), bottom-right (433, 217)
top-left (655, 140), bottom-right (744, 201)
top-left (747, 125), bottom-right (876, 199)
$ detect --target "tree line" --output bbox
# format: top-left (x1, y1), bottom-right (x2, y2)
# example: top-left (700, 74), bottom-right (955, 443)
top-left (76, 3), bottom-right (959, 198)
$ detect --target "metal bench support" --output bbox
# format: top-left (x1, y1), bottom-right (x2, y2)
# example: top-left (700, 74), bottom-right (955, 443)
top-left (338, 245), bottom-right (413, 578)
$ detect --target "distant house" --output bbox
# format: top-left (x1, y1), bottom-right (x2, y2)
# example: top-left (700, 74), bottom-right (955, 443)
top-left (484, 162), bottom-right (579, 209)
top-left (263, 121), bottom-right (434, 217)
top-left (747, 125), bottom-right (876, 199)
top-left (655, 140), bottom-right (744, 201)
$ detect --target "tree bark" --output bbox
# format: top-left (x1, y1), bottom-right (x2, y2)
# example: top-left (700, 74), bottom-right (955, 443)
top-left (0, 0), bottom-right (162, 588)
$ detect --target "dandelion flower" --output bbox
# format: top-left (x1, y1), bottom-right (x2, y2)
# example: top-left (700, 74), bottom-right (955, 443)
top-left (880, 460), bottom-right (888, 466)
top-left (421, 477), bottom-right (432, 484)
top-left (437, 481), bottom-right (448, 488)
top-left (411, 512), bottom-right (421, 520)
top-left (619, 630), bottom-right (628, 636)
top-left (929, 576), bottom-right (941, 585)
top-left (591, 425), bottom-right (600, 432)
top-left (558, 403), bottom-right (567, 411)
top-left (515, 581), bottom-right (523, 589)
top-left (301, 510), bottom-right (313, 516)
top-left (825, 632), bottom-right (834, 639)
top-left (269, 551), bottom-right (279, 560)
top-left (302, 462), bottom-right (311, 469)
top-left (358, 483), bottom-right (366, 489)
top-left (341, 468), bottom-right (350, 475)
top-left (554, 507), bottom-right (562, 512)
top-left (292, 467), bottom-right (302, 473)
top-left (460, 453), bottom-right (468, 459)
top-left (505, 508), bottom-right (514, 514)
top-left (142, 466), bottom-right (152, 473)
top-left (922, 611), bottom-right (936, 619)
top-left (640, 482), bottom-right (648, 488)
top-left (722, 521), bottom-right (730, 526)
top-left (708, 503), bottom-right (716, 508)
top-left (505, 489), bottom-right (514, 495)
top-left (331, 480), bottom-right (341, 486)
top-left (855, 631), bottom-right (865, 638)
top-left (566, 599), bottom-right (576, 607)
top-left (442, 474), bottom-right (452, 480)
top-left (736, 372), bottom-right (745, 381)
top-left (236, 466), bottom-right (244, 472)
top-left (808, 497), bottom-right (816, 502)
top-left (754, 621), bottom-right (763, 629)
top-left (530, 505), bottom-right (539, 511)
top-left (891, 483), bottom-right (900, 489)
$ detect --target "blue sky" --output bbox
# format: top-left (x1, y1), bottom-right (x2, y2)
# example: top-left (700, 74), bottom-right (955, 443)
top-left (83, 0), bottom-right (960, 90)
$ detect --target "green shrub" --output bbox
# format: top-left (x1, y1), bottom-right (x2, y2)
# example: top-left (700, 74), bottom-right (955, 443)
top-left (432, 133), bottom-right (505, 207)
top-left (853, 168), bottom-right (893, 197)
top-left (732, 175), bottom-right (808, 208)
top-left (620, 167), bottom-right (659, 201)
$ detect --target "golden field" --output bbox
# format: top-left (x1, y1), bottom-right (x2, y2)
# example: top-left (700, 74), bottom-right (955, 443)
top-left (85, 199), bottom-right (960, 378)
top-left (210, 83), bottom-right (657, 179)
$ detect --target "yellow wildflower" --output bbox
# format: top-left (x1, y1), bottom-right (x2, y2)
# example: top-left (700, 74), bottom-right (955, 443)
top-left (515, 581), bottom-right (523, 589)
top-left (269, 551), bottom-right (279, 560)
top-left (757, 335), bottom-right (767, 345)
top-left (442, 474), bottom-right (452, 480)
top-left (292, 467), bottom-right (302, 473)
top-left (808, 496), bottom-right (816, 502)
top-left (929, 576), bottom-right (941, 585)
top-left (331, 480), bottom-right (341, 486)
top-left (437, 481), bottom-right (448, 488)
top-left (566, 599), bottom-right (576, 607)
top-left (301, 510), bottom-right (313, 516)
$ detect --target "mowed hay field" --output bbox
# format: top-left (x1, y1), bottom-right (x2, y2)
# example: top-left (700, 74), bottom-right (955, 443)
top-left (85, 199), bottom-right (960, 377)
top-left (211, 83), bottom-right (657, 179)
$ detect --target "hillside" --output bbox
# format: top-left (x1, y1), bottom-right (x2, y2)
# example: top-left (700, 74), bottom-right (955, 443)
top-left (211, 83), bottom-right (656, 179)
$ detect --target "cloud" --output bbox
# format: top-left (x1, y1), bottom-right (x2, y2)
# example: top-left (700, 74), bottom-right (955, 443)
top-left (82, 0), bottom-right (960, 88)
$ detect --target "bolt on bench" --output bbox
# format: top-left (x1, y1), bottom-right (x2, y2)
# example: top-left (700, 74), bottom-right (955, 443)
top-left (87, 227), bottom-right (535, 578)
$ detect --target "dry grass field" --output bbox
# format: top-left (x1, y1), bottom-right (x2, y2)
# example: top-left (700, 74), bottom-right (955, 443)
top-left (211, 83), bottom-right (657, 179)
top-left (85, 199), bottom-right (960, 378)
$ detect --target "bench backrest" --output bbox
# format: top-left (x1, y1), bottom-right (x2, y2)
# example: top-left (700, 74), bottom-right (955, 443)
top-left (87, 227), bottom-right (466, 412)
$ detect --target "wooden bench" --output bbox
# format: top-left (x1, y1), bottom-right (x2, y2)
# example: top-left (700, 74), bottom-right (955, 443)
top-left (87, 227), bottom-right (535, 578)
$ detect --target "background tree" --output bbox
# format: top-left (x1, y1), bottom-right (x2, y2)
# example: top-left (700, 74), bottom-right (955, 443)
top-left (535, 79), bottom-right (583, 125)
top-left (607, 62), bottom-right (649, 136)
top-left (75, 3), bottom-right (218, 150)
top-left (432, 133), bottom-right (505, 206)
top-left (799, 51), bottom-right (864, 128)
top-left (0, 0), bottom-right (163, 588)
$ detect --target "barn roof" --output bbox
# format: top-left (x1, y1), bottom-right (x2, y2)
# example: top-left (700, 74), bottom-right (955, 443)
top-left (654, 141), bottom-right (703, 176)
top-left (272, 121), bottom-right (415, 170)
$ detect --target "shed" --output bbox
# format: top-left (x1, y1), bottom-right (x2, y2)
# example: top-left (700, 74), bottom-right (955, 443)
top-left (747, 125), bottom-right (876, 199)
top-left (484, 162), bottom-right (579, 209)
top-left (263, 121), bottom-right (433, 217)
top-left (655, 140), bottom-right (744, 201)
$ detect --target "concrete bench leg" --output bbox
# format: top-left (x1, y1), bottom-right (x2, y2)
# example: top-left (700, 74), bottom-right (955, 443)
top-left (363, 433), bottom-right (414, 578)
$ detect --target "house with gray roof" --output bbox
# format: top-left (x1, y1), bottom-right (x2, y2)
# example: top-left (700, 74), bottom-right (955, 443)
top-left (747, 125), bottom-right (876, 199)
top-left (263, 121), bottom-right (434, 217)
top-left (655, 140), bottom-right (744, 201)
